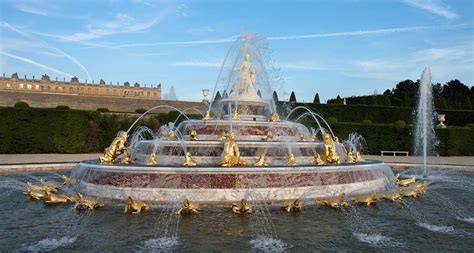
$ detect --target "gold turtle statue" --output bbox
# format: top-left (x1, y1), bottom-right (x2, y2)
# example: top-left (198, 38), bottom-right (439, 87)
top-left (319, 194), bottom-right (349, 209)
top-left (254, 153), bottom-right (269, 167)
top-left (176, 199), bottom-right (200, 215)
top-left (124, 196), bottom-right (150, 215)
top-left (73, 193), bottom-right (104, 211)
top-left (288, 154), bottom-right (297, 166)
top-left (219, 133), bottom-right (247, 167)
top-left (43, 191), bottom-right (76, 204)
top-left (183, 152), bottom-right (197, 167)
top-left (282, 199), bottom-right (302, 213)
top-left (99, 130), bottom-right (127, 164)
top-left (231, 199), bottom-right (252, 214)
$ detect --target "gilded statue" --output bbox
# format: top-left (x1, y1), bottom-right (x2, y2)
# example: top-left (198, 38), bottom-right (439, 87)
top-left (319, 194), bottom-right (349, 209)
top-left (176, 199), bottom-right (199, 215)
top-left (219, 133), bottom-right (247, 167)
top-left (218, 131), bottom-right (228, 141)
top-left (26, 182), bottom-right (57, 194)
top-left (346, 151), bottom-right (355, 163)
top-left (288, 154), bottom-right (297, 165)
top-left (254, 153), bottom-right (268, 167)
top-left (353, 193), bottom-right (381, 206)
top-left (323, 133), bottom-right (340, 164)
top-left (264, 131), bottom-right (273, 141)
top-left (183, 152), bottom-right (197, 167)
top-left (231, 199), bottom-right (252, 214)
top-left (299, 134), bottom-right (306, 142)
top-left (61, 175), bottom-right (71, 185)
top-left (124, 196), bottom-right (150, 214)
top-left (311, 133), bottom-right (318, 142)
top-left (100, 131), bottom-right (128, 164)
top-left (190, 130), bottom-right (198, 141)
top-left (203, 110), bottom-right (212, 120)
top-left (282, 199), bottom-right (302, 213)
top-left (382, 191), bottom-right (403, 201)
top-left (312, 153), bottom-right (324, 165)
top-left (73, 193), bottom-right (104, 211)
top-left (122, 148), bottom-right (132, 164)
top-left (23, 189), bottom-right (46, 200)
top-left (396, 174), bottom-right (416, 187)
top-left (353, 152), bottom-right (364, 162)
top-left (232, 111), bottom-right (240, 120)
top-left (146, 153), bottom-right (158, 165)
top-left (169, 131), bottom-right (175, 140)
top-left (44, 192), bottom-right (76, 204)
top-left (269, 112), bottom-right (280, 122)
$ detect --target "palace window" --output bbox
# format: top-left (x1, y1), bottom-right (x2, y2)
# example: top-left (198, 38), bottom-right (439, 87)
top-left (81, 87), bottom-right (84, 93)
top-left (6, 83), bottom-right (10, 88)
top-left (27, 84), bottom-right (32, 89)
top-left (19, 83), bottom-right (24, 89)
top-left (35, 85), bottom-right (39, 90)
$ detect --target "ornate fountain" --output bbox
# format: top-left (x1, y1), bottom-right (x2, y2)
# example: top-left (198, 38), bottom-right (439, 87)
top-left (71, 34), bottom-right (397, 205)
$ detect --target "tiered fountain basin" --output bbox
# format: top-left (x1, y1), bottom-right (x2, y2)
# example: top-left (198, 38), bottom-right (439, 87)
top-left (72, 160), bottom-right (394, 204)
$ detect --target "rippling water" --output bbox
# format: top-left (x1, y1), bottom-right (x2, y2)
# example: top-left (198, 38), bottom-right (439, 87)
top-left (0, 170), bottom-right (473, 252)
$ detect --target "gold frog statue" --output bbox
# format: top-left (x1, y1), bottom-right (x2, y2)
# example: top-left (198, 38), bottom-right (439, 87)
top-left (44, 191), bottom-right (76, 204)
top-left (26, 182), bottom-right (57, 194)
top-left (73, 193), bottom-right (104, 211)
top-left (323, 133), bottom-right (340, 164)
top-left (99, 131), bottom-right (128, 164)
top-left (231, 199), bottom-right (252, 214)
top-left (219, 133), bottom-right (247, 167)
top-left (282, 199), bottom-right (302, 213)
top-left (176, 199), bottom-right (200, 215)
top-left (319, 193), bottom-right (349, 209)
top-left (124, 196), bottom-right (150, 214)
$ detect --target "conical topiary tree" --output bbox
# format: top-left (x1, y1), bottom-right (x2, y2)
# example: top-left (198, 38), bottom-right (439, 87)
top-left (214, 91), bottom-right (221, 101)
top-left (289, 91), bottom-right (297, 103)
top-left (272, 91), bottom-right (279, 102)
top-left (313, 93), bottom-right (320, 104)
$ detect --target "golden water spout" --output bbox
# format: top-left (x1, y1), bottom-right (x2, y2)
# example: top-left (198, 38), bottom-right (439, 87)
top-left (265, 131), bottom-right (273, 141)
top-left (254, 154), bottom-right (269, 167)
top-left (183, 152), bottom-right (197, 167)
top-left (124, 196), bottom-right (150, 214)
top-left (287, 154), bottom-right (297, 166)
top-left (269, 112), bottom-right (280, 122)
top-left (190, 130), bottom-right (198, 141)
top-left (176, 199), bottom-right (199, 215)
top-left (231, 199), bottom-right (252, 214)
top-left (99, 130), bottom-right (127, 164)
top-left (282, 199), bottom-right (302, 213)
top-left (312, 153), bottom-right (324, 165)
top-left (146, 153), bottom-right (158, 165)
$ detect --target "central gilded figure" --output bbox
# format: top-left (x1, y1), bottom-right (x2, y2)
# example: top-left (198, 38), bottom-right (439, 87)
top-left (219, 133), bottom-right (247, 167)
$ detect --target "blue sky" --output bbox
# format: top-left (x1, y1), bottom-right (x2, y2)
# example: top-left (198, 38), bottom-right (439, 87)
top-left (0, 0), bottom-right (472, 102)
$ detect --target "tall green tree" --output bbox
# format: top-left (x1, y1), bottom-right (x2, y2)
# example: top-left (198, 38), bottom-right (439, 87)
top-left (214, 91), bottom-right (221, 101)
top-left (335, 95), bottom-right (342, 104)
top-left (313, 93), bottom-right (320, 104)
top-left (289, 91), bottom-right (297, 103)
top-left (272, 91), bottom-right (279, 102)
top-left (382, 95), bottom-right (391, 106)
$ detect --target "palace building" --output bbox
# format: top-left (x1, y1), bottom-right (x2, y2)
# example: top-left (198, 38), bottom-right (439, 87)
top-left (0, 73), bottom-right (161, 100)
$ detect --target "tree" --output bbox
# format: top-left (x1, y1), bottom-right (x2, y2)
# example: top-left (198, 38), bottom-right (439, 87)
top-left (214, 91), bottom-right (222, 101)
top-left (313, 93), bottom-right (320, 104)
top-left (289, 91), bottom-right (297, 103)
top-left (359, 97), bottom-right (367, 105)
top-left (257, 90), bottom-right (262, 98)
top-left (382, 95), bottom-right (391, 106)
top-left (335, 95), bottom-right (342, 104)
top-left (436, 97), bottom-right (448, 109)
top-left (392, 79), bottom-right (419, 107)
top-left (461, 95), bottom-right (472, 110)
top-left (222, 90), bottom-right (228, 98)
top-left (442, 79), bottom-right (470, 109)
top-left (370, 96), bottom-right (379, 105)
top-left (272, 91), bottom-right (279, 102)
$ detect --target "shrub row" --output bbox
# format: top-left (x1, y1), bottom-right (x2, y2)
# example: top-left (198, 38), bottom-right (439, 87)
top-left (280, 102), bottom-right (474, 126)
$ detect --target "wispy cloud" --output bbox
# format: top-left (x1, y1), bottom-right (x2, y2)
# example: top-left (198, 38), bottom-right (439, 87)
top-left (171, 60), bottom-right (221, 68)
top-left (403, 0), bottom-right (457, 19)
top-left (100, 24), bottom-right (468, 49)
top-left (10, 0), bottom-right (52, 16)
top-left (0, 50), bottom-right (74, 78)
top-left (0, 21), bottom-right (91, 80)
top-left (38, 12), bottom-right (167, 42)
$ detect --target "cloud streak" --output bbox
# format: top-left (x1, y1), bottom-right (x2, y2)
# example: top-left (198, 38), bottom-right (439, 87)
top-left (0, 50), bottom-right (74, 78)
top-left (403, 0), bottom-right (457, 19)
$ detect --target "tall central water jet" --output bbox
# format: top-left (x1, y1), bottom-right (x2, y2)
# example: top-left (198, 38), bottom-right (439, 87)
top-left (414, 67), bottom-right (437, 177)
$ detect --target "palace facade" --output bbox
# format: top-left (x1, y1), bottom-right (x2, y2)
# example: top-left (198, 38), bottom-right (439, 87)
top-left (0, 73), bottom-right (161, 100)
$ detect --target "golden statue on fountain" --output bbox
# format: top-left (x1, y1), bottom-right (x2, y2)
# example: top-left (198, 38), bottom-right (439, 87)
top-left (146, 153), bottom-right (158, 165)
top-left (313, 153), bottom-right (324, 165)
top-left (44, 191), bottom-right (76, 204)
top-left (231, 199), bottom-right (252, 214)
top-left (219, 133), bottom-right (247, 167)
top-left (183, 152), bottom-right (197, 167)
top-left (319, 193), bottom-right (349, 209)
top-left (254, 153), bottom-right (269, 166)
top-left (353, 193), bottom-right (382, 206)
top-left (395, 173), bottom-right (417, 187)
top-left (282, 199), bottom-right (302, 213)
top-left (288, 154), bottom-right (297, 166)
top-left (73, 193), bottom-right (104, 211)
top-left (100, 131), bottom-right (128, 164)
top-left (269, 112), bottom-right (280, 122)
top-left (176, 199), bottom-right (200, 215)
top-left (323, 133), bottom-right (340, 164)
top-left (124, 196), bottom-right (150, 214)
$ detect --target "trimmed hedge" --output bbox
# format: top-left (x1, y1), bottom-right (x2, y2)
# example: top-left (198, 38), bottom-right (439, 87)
top-left (0, 107), bottom-right (199, 154)
top-left (281, 102), bottom-right (474, 126)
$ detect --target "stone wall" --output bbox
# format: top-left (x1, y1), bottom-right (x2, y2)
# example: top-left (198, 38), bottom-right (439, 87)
top-left (0, 90), bottom-right (207, 113)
